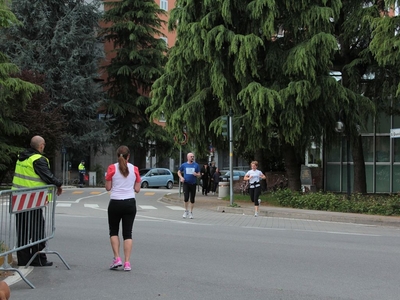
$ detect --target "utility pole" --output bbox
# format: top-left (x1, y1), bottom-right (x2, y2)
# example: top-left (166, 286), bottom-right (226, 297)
top-left (229, 108), bottom-right (234, 206)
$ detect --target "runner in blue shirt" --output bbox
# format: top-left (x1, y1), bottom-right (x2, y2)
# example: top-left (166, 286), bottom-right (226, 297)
top-left (178, 152), bottom-right (200, 219)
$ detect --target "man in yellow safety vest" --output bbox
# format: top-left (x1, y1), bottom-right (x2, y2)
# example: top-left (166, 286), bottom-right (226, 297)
top-left (12, 135), bottom-right (63, 266)
top-left (78, 160), bottom-right (86, 188)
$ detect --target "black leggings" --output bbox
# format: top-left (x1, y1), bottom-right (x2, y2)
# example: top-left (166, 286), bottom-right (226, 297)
top-left (249, 187), bottom-right (261, 206)
top-left (16, 209), bottom-right (48, 265)
top-left (108, 198), bottom-right (137, 240)
top-left (183, 182), bottom-right (197, 203)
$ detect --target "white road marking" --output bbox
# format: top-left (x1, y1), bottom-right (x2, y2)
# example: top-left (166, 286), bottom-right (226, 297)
top-left (84, 204), bottom-right (99, 208)
top-left (139, 205), bottom-right (157, 210)
top-left (166, 206), bottom-right (185, 211)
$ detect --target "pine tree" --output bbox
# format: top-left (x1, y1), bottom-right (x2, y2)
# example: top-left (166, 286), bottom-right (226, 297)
top-left (0, 0), bottom-right (107, 160)
top-left (101, 0), bottom-right (169, 167)
top-left (0, 0), bottom-right (43, 177)
top-left (330, 1), bottom-right (400, 194)
top-left (149, 0), bottom-right (366, 191)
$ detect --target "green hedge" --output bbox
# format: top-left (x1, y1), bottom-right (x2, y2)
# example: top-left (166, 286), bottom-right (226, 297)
top-left (274, 189), bottom-right (400, 216)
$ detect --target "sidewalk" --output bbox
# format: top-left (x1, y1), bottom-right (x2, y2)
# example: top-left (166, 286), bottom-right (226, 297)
top-left (162, 192), bottom-right (400, 228)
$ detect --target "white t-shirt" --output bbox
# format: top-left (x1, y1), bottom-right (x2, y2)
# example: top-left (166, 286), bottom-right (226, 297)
top-left (105, 163), bottom-right (140, 199)
top-left (245, 169), bottom-right (263, 188)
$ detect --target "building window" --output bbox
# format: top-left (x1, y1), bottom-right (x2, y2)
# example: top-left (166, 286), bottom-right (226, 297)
top-left (160, 0), bottom-right (168, 11)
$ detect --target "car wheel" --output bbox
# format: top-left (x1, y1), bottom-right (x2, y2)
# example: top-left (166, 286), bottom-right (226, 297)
top-left (166, 181), bottom-right (173, 189)
top-left (141, 181), bottom-right (149, 188)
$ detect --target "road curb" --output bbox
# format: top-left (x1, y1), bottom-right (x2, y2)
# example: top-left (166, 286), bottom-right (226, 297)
top-left (217, 206), bottom-right (400, 227)
top-left (162, 194), bottom-right (400, 228)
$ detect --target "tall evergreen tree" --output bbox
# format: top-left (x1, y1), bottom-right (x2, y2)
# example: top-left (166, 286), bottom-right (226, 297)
top-left (149, 0), bottom-right (371, 191)
top-left (0, 0), bottom-right (107, 161)
top-left (101, 0), bottom-right (169, 168)
top-left (0, 0), bottom-right (43, 178)
top-left (331, 1), bottom-right (399, 193)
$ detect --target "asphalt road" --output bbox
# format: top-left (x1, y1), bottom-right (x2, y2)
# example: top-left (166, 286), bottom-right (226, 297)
top-left (6, 187), bottom-right (400, 300)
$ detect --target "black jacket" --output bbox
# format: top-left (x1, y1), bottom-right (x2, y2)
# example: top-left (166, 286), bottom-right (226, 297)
top-left (18, 148), bottom-right (62, 187)
top-left (201, 166), bottom-right (210, 180)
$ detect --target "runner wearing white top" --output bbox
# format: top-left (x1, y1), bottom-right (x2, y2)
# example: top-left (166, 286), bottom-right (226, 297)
top-left (244, 161), bottom-right (266, 217)
top-left (105, 145), bottom-right (141, 271)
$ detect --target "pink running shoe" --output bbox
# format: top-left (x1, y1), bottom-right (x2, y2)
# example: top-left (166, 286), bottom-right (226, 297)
top-left (110, 257), bottom-right (122, 269)
top-left (124, 262), bottom-right (131, 271)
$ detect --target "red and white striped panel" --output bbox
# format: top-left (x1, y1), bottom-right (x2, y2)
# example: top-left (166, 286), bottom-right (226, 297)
top-left (11, 191), bottom-right (48, 212)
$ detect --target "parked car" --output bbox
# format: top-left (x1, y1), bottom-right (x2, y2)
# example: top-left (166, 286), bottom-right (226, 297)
top-left (140, 168), bottom-right (174, 189)
top-left (139, 168), bottom-right (151, 176)
top-left (219, 170), bottom-right (246, 181)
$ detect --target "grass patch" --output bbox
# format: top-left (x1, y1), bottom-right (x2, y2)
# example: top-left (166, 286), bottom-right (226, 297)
top-left (224, 189), bottom-right (400, 216)
top-left (225, 193), bottom-right (281, 207)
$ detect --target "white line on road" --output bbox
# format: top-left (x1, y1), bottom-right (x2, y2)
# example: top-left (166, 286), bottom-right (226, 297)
top-left (84, 204), bottom-right (99, 208)
top-left (139, 205), bottom-right (157, 210)
top-left (166, 206), bottom-right (185, 210)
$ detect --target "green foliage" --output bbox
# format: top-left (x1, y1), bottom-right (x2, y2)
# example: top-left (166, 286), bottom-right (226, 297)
top-left (150, 0), bottom-right (390, 193)
top-left (274, 189), bottom-right (400, 216)
top-left (369, 1), bottom-right (400, 98)
top-left (0, 0), bottom-right (43, 173)
top-left (101, 0), bottom-right (168, 163)
top-left (0, 0), bottom-right (107, 161)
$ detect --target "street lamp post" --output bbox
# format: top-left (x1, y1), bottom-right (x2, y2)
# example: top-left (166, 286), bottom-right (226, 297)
top-left (346, 138), bottom-right (351, 198)
top-left (228, 108), bottom-right (234, 206)
top-left (335, 116), bottom-right (351, 197)
top-left (178, 126), bottom-right (187, 198)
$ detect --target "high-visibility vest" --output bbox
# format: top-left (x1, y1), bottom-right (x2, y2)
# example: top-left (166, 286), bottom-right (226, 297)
top-left (78, 163), bottom-right (85, 173)
top-left (12, 154), bottom-right (49, 189)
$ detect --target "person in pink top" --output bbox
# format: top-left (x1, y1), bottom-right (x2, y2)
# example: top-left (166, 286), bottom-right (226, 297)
top-left (105, 145), bottom-right (141, 271)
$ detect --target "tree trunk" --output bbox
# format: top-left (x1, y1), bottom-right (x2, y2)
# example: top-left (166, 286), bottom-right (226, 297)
top-left (282, 142), bottom-right (301, 191)
top-left (132, 146), bottom-right (147, 169)
top-left (351, 135), bottom-right (367, 194)
top-left (254, 149), bottom-right (264, 171)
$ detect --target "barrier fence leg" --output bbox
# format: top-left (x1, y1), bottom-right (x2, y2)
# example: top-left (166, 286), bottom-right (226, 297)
top-left (1, 267), bottom-right (35, 289)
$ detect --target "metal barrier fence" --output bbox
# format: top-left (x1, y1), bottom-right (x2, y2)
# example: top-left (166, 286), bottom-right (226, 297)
top-left (0, 185), bottom-right (70, 288)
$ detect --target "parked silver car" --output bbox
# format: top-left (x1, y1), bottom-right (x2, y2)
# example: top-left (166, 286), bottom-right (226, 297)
top-left (140, 168), bottom-right (174, 189)
top-left (219, 170), bottom-right (246, 181)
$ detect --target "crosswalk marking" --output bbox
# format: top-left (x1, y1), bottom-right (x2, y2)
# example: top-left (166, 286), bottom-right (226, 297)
top-left (90, 192), bottom-right (102, 195)
top-left (167, 206), bottom-right (185, 211)
top-left (84, 204), bottom-right (99, 208)
top-left (139, 205), bottom-right (157, 210)
top-left (144, 192), bottom-right (155, 196)
top-left (72, 191), bottom-right (84, 194)
top-left (55, 203), bottom-right (184, 211)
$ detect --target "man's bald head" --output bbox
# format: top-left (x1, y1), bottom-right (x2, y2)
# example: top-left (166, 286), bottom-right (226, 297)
top-left (187, 152), bottom-right (195, 163)
top-left (30, 136), bottom-right (45, 153)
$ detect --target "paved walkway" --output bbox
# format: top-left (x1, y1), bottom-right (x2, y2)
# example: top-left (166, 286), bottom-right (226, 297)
top-left (162, 192), bottom-right (400, 228)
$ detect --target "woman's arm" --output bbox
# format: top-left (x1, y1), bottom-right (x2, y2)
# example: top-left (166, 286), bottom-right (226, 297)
top-left (134, 182), bottom-right (141, 194)
top-left (105, 180), bottom-right (112, 191)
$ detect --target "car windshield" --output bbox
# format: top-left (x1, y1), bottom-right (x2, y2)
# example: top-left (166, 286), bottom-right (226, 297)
top-left (140, 169), bottom-right (150, 176)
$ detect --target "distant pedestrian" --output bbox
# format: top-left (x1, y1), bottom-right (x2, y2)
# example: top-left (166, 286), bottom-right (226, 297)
top-left (211, 167), bottom-right (221, 195)
top-left (178, 152), bottom-right (200, 219)
top-left (105, 146), bottom-right (141, 271)
top-left (208, 161), bottom-right (216, 193)
top-left (78, 160), bottom-right (86, 187)
top-left (200, 163), bottom-right (210, 196)
top-left (244, 161), bottom-right (266, 217)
